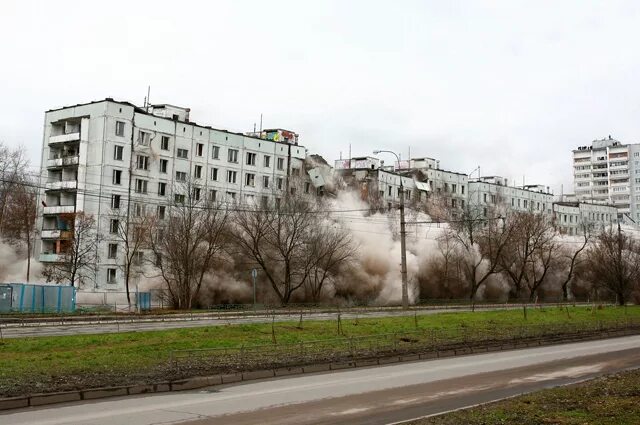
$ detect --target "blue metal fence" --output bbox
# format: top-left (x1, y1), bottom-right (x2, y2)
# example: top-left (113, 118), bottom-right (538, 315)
top-left (0, 283), bottom-right (76, 313)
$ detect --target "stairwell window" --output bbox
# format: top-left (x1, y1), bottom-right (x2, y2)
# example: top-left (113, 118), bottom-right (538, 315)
top-left (210, 168), bottom-right (218, 181)
top-left (245, 173), bottom-right (255, 187)
top-left (138, 130), bottom-right (150, 146)
top-left (158, 182), bottom-right (166, 196)
top-left (107, 268), bottom-right (117, 284)
top-left (160, 159), bottom-right (168, 173)
top-left (108, 243), bottom-right (118, 259)
top-left (277, 157), bottom-right (285, 170)
top-left (160, 136), bottom-right (169, 150)
top-left (113, 145), bottom-right (123, 161)
top-left (111, 194), bottom-right (121, 209)
top-left (115, 121), bottom-right (125, 137)
top-left (196, 143), bottom-right (204, 157)
top-left (194, 165), bottom-right (203, 179)
top-left (112, 170), bottom-right (122, 185)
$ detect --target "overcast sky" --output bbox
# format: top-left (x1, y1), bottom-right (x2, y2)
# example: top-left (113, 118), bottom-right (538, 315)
top-left (2, 0), bottom-right (640, 193)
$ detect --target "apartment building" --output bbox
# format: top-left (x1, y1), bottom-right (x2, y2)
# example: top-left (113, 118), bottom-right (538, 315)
top-left (573, 136), bottom-right (640, 222)
top-left (553, 201), bottom-right (618, 236)
top-left (468, 176), bottom-right (553, 217)
top-left (36, 98), bottom-right (308, 290)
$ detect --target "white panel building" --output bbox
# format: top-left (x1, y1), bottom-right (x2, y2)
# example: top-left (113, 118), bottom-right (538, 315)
top-left (553, 201), bottom-right (618, 236)
top-left (36, 99), bottom-right (308, 290)
top-left (468, 176), bottom-right (553, 217)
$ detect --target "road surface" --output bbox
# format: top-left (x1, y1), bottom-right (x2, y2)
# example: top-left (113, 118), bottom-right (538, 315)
top-left (3, 335), bottom-right (640, 425)
top-left (0, 306), bottom-right (521, 338)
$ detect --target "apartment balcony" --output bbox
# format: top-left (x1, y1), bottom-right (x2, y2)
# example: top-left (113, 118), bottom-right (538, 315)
top-left (46, 155), bottom-right (79, 168)
top-left (39, 253), bottom-right (63, 263)
top-left (43, 205), bottom-right (75, 214)
top-left (45, 180), bottom-right (77, 191)
top-left (49, 132), bottom-right (80, 145)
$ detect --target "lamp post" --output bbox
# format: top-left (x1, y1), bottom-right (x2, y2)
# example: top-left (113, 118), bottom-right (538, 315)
top-left (373, 150), bottom-right (409, 309)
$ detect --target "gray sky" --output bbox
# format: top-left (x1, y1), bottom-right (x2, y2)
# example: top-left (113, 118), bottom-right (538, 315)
top-left (2, 0), bottom-right (640, 193)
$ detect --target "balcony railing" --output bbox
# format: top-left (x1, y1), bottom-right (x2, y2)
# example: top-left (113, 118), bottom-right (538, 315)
top-left (41, 229), bottom-right (73, 239)
top-left (46, 156), bottom-right (79, 168)
top-left (45, 180), bottom-right (77, 190)
top-left (39, 253), bottom-right (62, 263)
top-left (43, 205), bottom-right (75, 214)
top-left (49, 132), bottom-right (80, 144)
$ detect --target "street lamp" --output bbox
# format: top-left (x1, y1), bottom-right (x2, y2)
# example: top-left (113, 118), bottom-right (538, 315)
top-left (373, 150), bottom-right (409, 309)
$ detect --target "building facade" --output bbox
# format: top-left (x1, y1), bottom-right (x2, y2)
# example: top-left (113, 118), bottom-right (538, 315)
top-left (552, 201), bottom-right (618, 236)
top-left (573, 137), bottom-right (640, 222)
top-left (468, 176), bottom-right (554, 217)
top-left (36, 99), bottom-right (308, 290)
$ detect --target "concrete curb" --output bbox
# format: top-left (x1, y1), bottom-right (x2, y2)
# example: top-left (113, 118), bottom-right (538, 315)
top-left (1, 330), bottom-right (637, 412)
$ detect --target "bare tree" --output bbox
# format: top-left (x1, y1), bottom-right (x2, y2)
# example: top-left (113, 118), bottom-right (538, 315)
top-left (558, 222), bottom-right (593, 301)
top-left (149, 182), bottom-right (229, 309)
top-left (448, 205), bottom-right (512, 303)
top-left (0, 143), bottom-right (29, 235)
top-left (585, 224), bottom-right (640, 306)
top-left (232, 194), bottom-right (327, 305)
top-left (41, 212), bottom-right (100, 287)
top-left (113, 210), bottom-right (152, 305)
top-left (304, 222), bottom-right (355, 302)
top-left (3, 179), bottom-right (37, 281)
top-left (500, 212), bottom-right (556, 299)
top-left (523, 237), bottom-right (559, 301)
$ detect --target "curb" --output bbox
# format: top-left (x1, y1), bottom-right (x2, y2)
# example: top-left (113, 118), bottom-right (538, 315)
top-left (1, 330), bottom-right (637, 412)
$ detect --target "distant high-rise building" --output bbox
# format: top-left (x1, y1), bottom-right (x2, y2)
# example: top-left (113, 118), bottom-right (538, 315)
top-left (572, 136), bottom-right (640, 222)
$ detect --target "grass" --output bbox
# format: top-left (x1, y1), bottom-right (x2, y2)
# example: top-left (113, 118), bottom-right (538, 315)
top-left (413, 368), bottom-right (640, 425)
top-left (0, 305), bottom-right (638, 397)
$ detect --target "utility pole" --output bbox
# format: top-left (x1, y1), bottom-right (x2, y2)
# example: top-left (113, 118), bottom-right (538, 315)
top-left (374, 150), bottom-right (409, 309)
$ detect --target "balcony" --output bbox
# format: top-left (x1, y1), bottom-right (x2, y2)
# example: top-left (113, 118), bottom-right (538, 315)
top-left (49, 132), bottom-right (80, 145)
top-left (39, 253), bottom-right (62, 263)
top-left (46, 156), bottom-right (79, 168)
top-left (43, 205), bottom-right (75, 214)
top-left (45, 180), bottom-right (77, 191)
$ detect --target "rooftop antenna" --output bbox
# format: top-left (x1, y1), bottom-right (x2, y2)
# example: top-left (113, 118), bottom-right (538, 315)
top-left (146, 86), bottom-right (151, 112)
top-left (259, 113), bottom-right (263, 133)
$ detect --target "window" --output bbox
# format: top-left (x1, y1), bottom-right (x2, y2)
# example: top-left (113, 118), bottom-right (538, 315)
top-left (388, 186), bottom-right (392, 196)
top-left (176, 171), bottom-right (187, 182)
top-left (177, 148), bottom-right (189, 159)
top-left (305, 182), bottom-right (311, 193)
top-left (112, 169), bottom-right (122, 185)
top-left (161, 136), bottom-right (169, 150)
top-left (111, 194), bottom-right (121, 209)
top-left (461, 200), bottom-right (465, 208)
top-left (227, 170), bottom-right (237, 183)
top-left (228, 149), bottom-right (239, 163)
top-left (483, 193), bottom-right (487, 203)
top-left (133, 251), bottom-right (143, 266)
top-left (115, 121), bottom-right (125, 137)
top-left (246, 152), bottom-right (257, 166)
top-left (210, 167), bottom-right (218, 181)
top-left (245, 173), bottom-right (255, 186)
top-left (107, 268), bottom-right (117, 284)
top-left (226, 191), bottom-right (236, 201)
top-left (114, 145), bottom-right (123, 161)
top-left (174, 194), bottom-right (185, 203)
top-left (452, 184), bottom-right (457, 194)
top-left (518, 199), bottom-right (521, 207)
top-left (134, 203), bottom-right (145, 217)
top-left (491, 194), bottom-right (496, 204)
top-left (135, 179), bottom-right (148, 194)
top-left (160, 159), bottom-right (168, 173)
top-left (277, 157), bottom-right (285, 170)
top-left (108, 243), bottom-right (118, 259)
top-left (292, 168), bottom-right (300, 176)
top-left (196, 143), bottom-right (204, 157)
top-left (136, 155), bottom-right (149, 170)
top-left (138, 130), bottom-right (150, 146)
top-left (194, 165), bottom-right (203, 179)
top-left (461, 185), bottom-right (465, 195)
top-left (523, 200), bottom-right (528, 209)
top-left (264, 155), bottom-right (271, 167)
top-left (211, 145), bottom-right (220, 159)
top-left (158, 182), bottom-right (166, 196)
top-left (277, 177), bottom-right (284, 190)
top-left (263, 176), bottom-right (270, 188)
top-left (109, 219), bottom-right (119, 234)
top-left (192, 187), bottom-right (201, 201)
top-left (209, 189), bottom-right (217, 202)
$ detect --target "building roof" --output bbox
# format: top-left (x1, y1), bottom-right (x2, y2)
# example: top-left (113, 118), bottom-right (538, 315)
top-left (45, 98), bottom-right (305, 147)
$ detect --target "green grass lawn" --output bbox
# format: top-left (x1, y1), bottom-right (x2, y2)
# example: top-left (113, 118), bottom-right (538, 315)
top-left (414, 368), bottom-right (640, 425)
top-left (0, 305), bottom-right (638, 397)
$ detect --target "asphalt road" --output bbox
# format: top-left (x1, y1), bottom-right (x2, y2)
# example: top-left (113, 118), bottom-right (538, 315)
top-left (3, 335), bottom-right (640, 425)
top-left (0, 307), bottom-right (511, 338)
